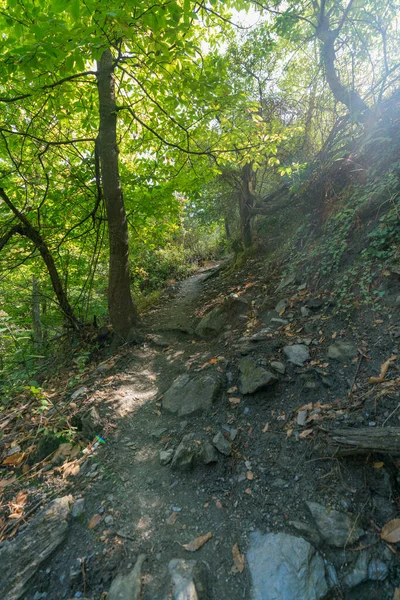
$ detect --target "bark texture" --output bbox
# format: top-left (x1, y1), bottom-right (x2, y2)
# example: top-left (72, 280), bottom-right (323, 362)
top-left (96, 49), bottom-right (139, 341)
top-left (328, 427), bottom-right (400, 455)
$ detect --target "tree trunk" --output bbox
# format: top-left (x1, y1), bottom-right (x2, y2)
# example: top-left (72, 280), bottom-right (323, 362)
top-left (32, 276), bottom-right (43, 352)
top-left (239, 163), bottom-right (256, 248)
top-left (317, 18), bottom-right (369, 118)
top-left (325, 427), bottom-right (400, 456)
top-left (96, 49), bottom-right (139, 342)
top-left (0, 190), bottom-right (80, 330)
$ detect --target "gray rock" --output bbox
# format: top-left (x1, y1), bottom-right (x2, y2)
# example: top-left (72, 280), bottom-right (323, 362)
top-left (168, 559), bottom-right (207, 600)
top-left (260, 309), bottom-right (279, 326)
top-left (107, 554), bottom-right (146, 600)
top-left (104, 515), bottom-right (114, 526)
top-left (368, 557), bottom-right (388, 581)
top-left (301, 306), bottom-right (312, 317)
top-left (163, 373), bottom-right (220, 417)
top-left (238, 357), bottom-right (277, 394)
top-left (71, 498), bottom-right (85, 518)
top-left (212, 432), bottom-right (232, 456)
top-left (270, 361), bottom-right (286, 375)
top-left (151, 426), bottom-right (168, 439)
top-left (160, 449), bottom-right (174, 466)
top-left (201, 441), bottom-right (218, 464)
top-left (276, 273), bottom-right (296, 292)
top-left (306, 501), bottom-right (364, 548)
top-left (222, 294), bottom-right (249, 314)
top-left (81, 406), bottom-right (102, 438)
top-left (275, 299), bottom-right (289, 314)
top-left (297, 410), bottom-right (308, 426)
top-left (283, 344), bottom-right (310, 366)
top-left (342, 551), bottom-right (369, 588)
top-left (171, 435), bottom-right (199, 471)
top-left (270, 318), bottom-right (289, 328)
top-left (247, 531), bottom-right (328, 600)
top-left (195, 307), bottom-right (228, 339)
top-left (289, 520), bottom-right (322, 546)
top-left (327, 341), bottom-right (357, 361)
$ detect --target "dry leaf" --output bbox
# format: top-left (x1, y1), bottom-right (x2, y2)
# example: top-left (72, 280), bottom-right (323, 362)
top-left (215, 501), bottom-right (223, 509)
top-left (227, 386), bottom-right (237, 394)
top-left (88, 514), bottom-right (103, 529)
top-left (0, 476), bottom-right (17, 489)
top-left (244, 488), bottom-right (252, 495)
top-left (61, 460), bottom-right (80, 479)
top-left (369, 355), bottom-right (396, 384)
top-left (262, 423), bottom-right (269, 433)
top-left (246, 471), bottom-right (254, 480)
top-left (373, 461), bottom-right (384, 469)
top-left (229, 397), bottom-right (241, 405)
top-left (232, 543), bottom-right (245, 573)
top-left (2, 452), bottom-right (25, 466)
top-left (393, 588), bottom-right (400, 600)
top-left (286, 429), bottom-right (293, 438)
top-left (182, 532), bottom-right (212, 552)
top-left (381, 518), bottom-right (400, 543)
top-left (166, 512), bottom-right (178, 525)
top-left (299, 428), bottom-right (313, 439)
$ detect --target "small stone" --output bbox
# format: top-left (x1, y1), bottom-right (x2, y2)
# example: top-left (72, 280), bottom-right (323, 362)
top-left (283, 345), bottom-right (310, 367)
top-left (212, 432), bottom-right (232, 456)
top-left (327, 341), bottom-right (357, 361)
top-left (201, 441), bottom-right (218, 464)
top-left (151, 426), bottom-right (168, 439)
top-left (163, 373), bottom-right (220, 417)
top-left (297, 411), bottom-right (307, 426)
top-left (306, 501), bottom-right (364, 548)
top-left (160, 449), bottom-right (174, 466)
top-left (342, 551), bottom-right (369, 588)
top-left (71, 498), bottom-right (85, 518)
top-left (171, 435), bottom-right (198, 471)
top-left (368, 557), bottom-right (388, 581)
top-left (276, 273), bottom-right (296, 292)
top-left (270, 361), bottom-right (286, 374)
top-left (275, 299), bottom-right (289, 314)
top-left (168, 559), bottom-right (207, 599)
top-left (238, 357), bottom-right (277, 394)
top-left (104, 515), bottom-right (114, 526)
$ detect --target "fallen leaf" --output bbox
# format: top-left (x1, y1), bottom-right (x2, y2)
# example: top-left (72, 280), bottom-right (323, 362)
top-left (227, 386), bottom-right (237, 394)
top-left (286, 428), bottom-right (293, 438)
top-left (2, 452), bottom-right (25, 466)
top-left (393, 588), bottom-right (400, 600)
top-left (373, 461), bottom-right (384, 469)
top-left (0, 476), bottom-right (17, 489)
top-left (182, 532), bottom-right (212, 552)
top-left (232, 543), bottom-right (245, 573)
top-left (61, 460), bottom-right (80, 479)
top-left (215, 501), bottom-right (223, 509)
top-left (166, 512), bottom-right (178, 525)
top-left (229, 397), bottom-right (241, 405)
top-left (88, 514), bottom-right (103, 529)
top-left (262, 423), bottom-right (269, 433)
top-left (381, 519), bottom-right (400, 543)
top-left (244, 488), bottom-right (252, 495)
top-left (299, 428), bottom-right (313, 439)
top-left (246, 471), bottom-right (254, 480)
top-left (369, 355), bottom-right (396, 384)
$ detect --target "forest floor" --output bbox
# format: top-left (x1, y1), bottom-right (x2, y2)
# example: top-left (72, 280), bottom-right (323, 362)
top-left (1, 256), bottom-right (400, 600)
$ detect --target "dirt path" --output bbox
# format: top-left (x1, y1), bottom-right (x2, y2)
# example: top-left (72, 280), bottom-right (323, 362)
top-left (19, 260), bottom-right (400, 599)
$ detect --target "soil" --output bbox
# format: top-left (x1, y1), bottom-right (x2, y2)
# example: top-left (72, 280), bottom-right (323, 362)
top-left (11, 258), bottom-right (400, 599)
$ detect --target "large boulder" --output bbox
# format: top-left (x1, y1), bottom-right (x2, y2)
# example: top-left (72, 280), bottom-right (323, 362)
top-left (238, 357), bottom-right (277, 395)
top-left (247, 532), bottom-right (328, 600)
top-left (163, 373), bottom-right (220, 417)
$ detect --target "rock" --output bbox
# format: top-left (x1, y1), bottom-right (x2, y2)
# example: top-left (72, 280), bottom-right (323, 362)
top-left (306, 501), bottom-right (364, 548)
top-left (270, 361), bottom-right (286, 375)
top-left (201, 441), bottom-right (218, 464)
top-left (283, 344), bottom-right (310, 367)
top-left (104, 515), bottom-right (114, 526)
top-left (163, 373), bottom-right (220, 417)
top-left (195, 307), bottom-right (228, 339)
top-left (222, 293), bottom-right (249, 315)
top-left (301, 306), bottom-right (312, 317)
top-left (168, 559), bottom-right (208, 600)
top-left (270, 318), bottom-right (289, 328)
top-left (368, 557), bottom-right (388, 581)
top-left (70, 386), bottom-right (87, 401)
top-left (212, 432), bottom-right (232, 456)
top-left (0, 496), bottom-right (73, 600)
top-left (171, 435), bottom-right (199, 471)
top-left (81, 406), bottom-right (102, 438)
top-left (276, 272), bottom-right (296, 292)
top-left (160, 449), bottom-right (174, 466)
top-left (342, 551), bottom-right (369, 588)
top-left (71, 498), bottom-right (85, 518)
top-left (151, 426), bottom-right (168, 439)
top-left (247, 329), bottom-right (272, 342)
top-left (297, 410), bottom-right (308, 426)
top-left (306, 298), bottom-right (324, 310)
top-left (327, 341), bottom-right (357, 361)
top-left (274, 299), bottom-right (289, 314)
top-left (238, 357), bottom-right (277, 394)
top-left (289, 520), bottom-right (322, 546)
top-left (247, 532), bottom-right (328, 600)
top-left (107, 554), bottom-right (146, 600)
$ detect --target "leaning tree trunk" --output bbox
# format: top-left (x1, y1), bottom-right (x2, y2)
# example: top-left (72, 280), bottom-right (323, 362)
top-left (96, 49), bottom-right (139, 342)
top-left (0, 189), bottom-right (80, 330)
top-left (317, 16), bottom-right (369, 118)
